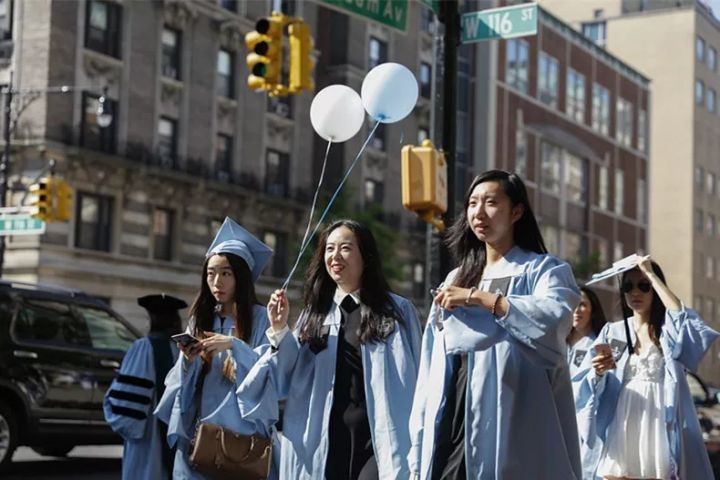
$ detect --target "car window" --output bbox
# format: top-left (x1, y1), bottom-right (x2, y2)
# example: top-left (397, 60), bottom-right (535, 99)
top-left (75, 305), bottom-right (135, 351)
top-left (14, 299), bottom-right (92, 348)
top-left (687, 373), bottom-right (707, 404)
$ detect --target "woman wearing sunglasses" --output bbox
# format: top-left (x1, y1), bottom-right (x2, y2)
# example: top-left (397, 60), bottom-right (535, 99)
top-left (574, 256), bottom-right (719, 480)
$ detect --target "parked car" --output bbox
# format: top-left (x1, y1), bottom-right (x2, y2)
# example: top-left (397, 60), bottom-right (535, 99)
top-left (0, 280), bottom-right (140, 471)
top-left (687, 371), bottom-right (720, 477)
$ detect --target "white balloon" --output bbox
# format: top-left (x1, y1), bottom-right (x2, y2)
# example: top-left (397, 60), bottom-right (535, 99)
top-left (361, 62), bottom-right (419, 123)
top-left (310, 85), bottom-right (365, 142)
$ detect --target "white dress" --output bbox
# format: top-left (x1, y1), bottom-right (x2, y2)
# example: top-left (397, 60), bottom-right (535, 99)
top-left (597, 343), bottom-right (672, 479)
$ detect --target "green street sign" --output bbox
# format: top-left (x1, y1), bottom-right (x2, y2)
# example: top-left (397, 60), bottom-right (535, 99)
top-left (418, 0), bottom-right (439, 14)
top-left (0, 215), bottom-right (45, 236)
top-left (320, 0), bottom-right (408, 33)
top-left (461, 2), bottom-right (538, 43)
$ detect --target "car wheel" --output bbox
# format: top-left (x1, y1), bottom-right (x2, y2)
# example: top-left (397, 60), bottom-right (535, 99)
top-left (31, 445), bottom-right (75, 457)
top-left (0, 400), bottom-right (18, 471)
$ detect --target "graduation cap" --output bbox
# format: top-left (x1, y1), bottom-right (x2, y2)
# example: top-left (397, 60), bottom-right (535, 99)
top-left (206, 217), bottom-right (273, 282)
top-left (137, 293), bottom-right (188, 313)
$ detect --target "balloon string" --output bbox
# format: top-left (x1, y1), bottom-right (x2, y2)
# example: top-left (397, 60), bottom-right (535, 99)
top-left (281, 139), bottom-right (332, 291)
top-left (281, 121), bottom-right (381, 290)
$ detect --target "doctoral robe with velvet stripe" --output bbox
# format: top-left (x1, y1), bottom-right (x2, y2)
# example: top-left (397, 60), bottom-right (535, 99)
top-left (573, 309), bottom-right (719, 480)
top-left (408, 247), bottom-right (582, 480)
top-left (154, 305), bottom-right (277, 480)
top-left (103, 336), bottom-right (179, 480)
top-left (236, 293), bottom-right (422, 480)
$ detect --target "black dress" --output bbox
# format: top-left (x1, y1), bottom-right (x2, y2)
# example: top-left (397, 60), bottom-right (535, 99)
top-left (325, 296), bottom-right (378, 480)
top-left (431, 353), bottom-right (468, 480)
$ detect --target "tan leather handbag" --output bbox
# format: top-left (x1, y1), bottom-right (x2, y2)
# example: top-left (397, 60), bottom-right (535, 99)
top-left (189, 422), bottom-right (272, 479)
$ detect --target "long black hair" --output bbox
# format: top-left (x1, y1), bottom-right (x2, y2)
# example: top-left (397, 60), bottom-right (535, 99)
top-left (579, 285), bottom-right (607, 336)
top-left (446, 170), bottom-right (546, 288)
top-left (189, 252), bottom-right (258, 343)
top-left (620, 261), bottom-right (666, 349)
top-left (298, 219), bottom-right (401, 344)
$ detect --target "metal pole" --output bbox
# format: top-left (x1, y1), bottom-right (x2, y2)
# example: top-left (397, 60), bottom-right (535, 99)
top-left (439, 0), bottom-right (459, 277)
top-left (0, 72), bottom-right (13, 277)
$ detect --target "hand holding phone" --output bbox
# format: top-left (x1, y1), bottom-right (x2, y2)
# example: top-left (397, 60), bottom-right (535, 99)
top-left (171, 333), bottom-right (199, 347)
top-left (592, 343), bottom-right (616, 376)
top-left (171, 333), bottom-right (202, 361)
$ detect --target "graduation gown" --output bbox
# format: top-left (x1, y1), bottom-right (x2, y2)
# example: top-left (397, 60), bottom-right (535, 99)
top-left (154, 305), bottom-right (275, 480)
top-left (103, 335), bottom-right (179, 480)
top-left (408, 247), bottom-right (582, 480)
top-left (573, 307), bottom-right (719, 480)
top-left (568, 335), bottom-right (596, 381)
top-left (238, 293), bottom-right (422, 480)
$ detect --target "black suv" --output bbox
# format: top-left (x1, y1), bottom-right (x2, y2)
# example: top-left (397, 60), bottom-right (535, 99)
top-left (0, 280), bottom-right (140, 470)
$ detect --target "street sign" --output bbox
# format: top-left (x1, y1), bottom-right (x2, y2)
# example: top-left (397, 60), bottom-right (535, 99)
top-left (320, 0), bottom-right (408, 33)
top-left (418, 0), bottom-right (439, 14)
top-left (0, 215), bottom-right (46, 236)
top-left (461, 2), bottom-right (538, 43)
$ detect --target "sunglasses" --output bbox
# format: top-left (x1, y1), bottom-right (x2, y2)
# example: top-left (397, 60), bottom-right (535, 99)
top-left (621, 280), bottom-right (652, 294)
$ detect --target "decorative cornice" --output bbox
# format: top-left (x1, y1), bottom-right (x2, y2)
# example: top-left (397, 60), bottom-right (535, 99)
top-left (162, 0), bottom-right (198, 31)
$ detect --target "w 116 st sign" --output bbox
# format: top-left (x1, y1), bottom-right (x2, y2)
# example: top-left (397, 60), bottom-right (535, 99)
top-left (462, 3), bottom-right (538, 43)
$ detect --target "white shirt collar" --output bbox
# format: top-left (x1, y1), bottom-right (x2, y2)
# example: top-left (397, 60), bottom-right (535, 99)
top-left (333, 288), bottom-right (361, 306)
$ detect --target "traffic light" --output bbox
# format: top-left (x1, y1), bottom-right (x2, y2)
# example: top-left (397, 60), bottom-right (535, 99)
top-left (401, 139), bottom-right (447, 231)
top-left (29, 177), bottom-right (54, 223)
top-left (54, 179), bottom-right (74, 222)
top-left (245, 12), bottom-right (285, 93)
top-left (288, 20), bottom-right (315, 93)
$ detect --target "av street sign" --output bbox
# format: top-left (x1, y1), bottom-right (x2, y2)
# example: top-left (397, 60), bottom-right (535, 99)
top-left (461, 2), bottom-right (538, 43)
top-left (320, 0), bottom-right (408, 33)
top-left (0, 215), bottom-right (46, 236)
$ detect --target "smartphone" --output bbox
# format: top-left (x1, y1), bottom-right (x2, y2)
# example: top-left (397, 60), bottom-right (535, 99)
top-left (171, 333), bottom-right (199, 347)
top-left (594, 343), bottom-right (612, 358)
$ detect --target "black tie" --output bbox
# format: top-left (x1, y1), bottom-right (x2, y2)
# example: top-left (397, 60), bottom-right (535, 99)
top-left (340, 295), bottom-right (359, 314)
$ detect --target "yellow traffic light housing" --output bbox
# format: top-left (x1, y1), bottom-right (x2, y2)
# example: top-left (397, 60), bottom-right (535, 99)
top-left (288, 21), bottom-right (315, 93)
top-left (401, 139), bottom-right (447, 231)
top-left (29, 177), bottom-right (54, 223)
top-left (245, 12), bottom-right (285, 93)
top-left (54, 179), bottom-right (74, 222)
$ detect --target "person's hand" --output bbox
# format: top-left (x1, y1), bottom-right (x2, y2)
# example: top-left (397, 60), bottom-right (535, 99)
top-left (433, 286), bottom-right (474, 310)
top-left (636, 254), bottom-right (653, 277)
top-left (591, 352), bottom-right (616, 376)
top-left (178, 341), bottom-right (203, 362)
top-left (200, 332), bottom-right (234, 356)
top-left (267, 289), bottom-right (289, 332)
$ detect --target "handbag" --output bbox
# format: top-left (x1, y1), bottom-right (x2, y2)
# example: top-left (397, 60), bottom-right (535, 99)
top-left (189, 421), bottom-right (272, 479)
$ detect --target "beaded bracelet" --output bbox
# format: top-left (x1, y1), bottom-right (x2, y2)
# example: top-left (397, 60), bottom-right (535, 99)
top-left (491, 292), bottom-right (503, 316)
top-left (465, 286), bottom-right (477, 305)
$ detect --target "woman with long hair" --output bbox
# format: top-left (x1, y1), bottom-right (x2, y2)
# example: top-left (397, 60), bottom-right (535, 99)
top-left (155, 217), bottom-right (276, 479)
top-left (409, 170), bottom-right (582, 479)
top-left (261, 219), bottom-right (422, 479)
top-left (575, 257), bottom-right (719, 479)
top-left (568, 286), bottom-right (607, 378)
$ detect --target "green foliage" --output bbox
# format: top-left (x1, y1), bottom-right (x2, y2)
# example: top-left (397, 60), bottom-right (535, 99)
top-left (569, 250), bottom-right (603, 282)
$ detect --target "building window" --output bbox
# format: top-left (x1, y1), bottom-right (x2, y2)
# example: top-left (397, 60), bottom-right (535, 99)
top-left (597, 238), bottom-right (608, 266)
top-left (157, 117), bottom-right (178, 167)
top-left (695, 166), bottom-right (705, 192)
top-left (420, 7), bottom-right (435, 33)
top-left (637, 178), bottom-right (647, 223)
top-left (706, 256), bottom-right (715, 279)
top-left (419, 62), bottom-right (432, 99)
top-left (614, 169), bottom-right (624, 216)
top-left (161, 27), bottom-right (181, 80)
top-left (85, 1), bottom-right (122, 58)
top-left (540, 142), bottom-right (561, 196)
top-left (152, 208), bottom-right (173, 261)
top-left (538, 52), bottom-right (559, 108)
top-left (709, 46), bottom-right (717, 71)
top-left (515, 111), bottom-right (527, 178)
top-left (616, 98), bottom-right (633, 148)
top-left (217, 49), bottom-right (235, 98)
top-left (75, 192), bottom-right (113, 252)
top-left (582, 21), bottom-right (606, 47)
top-left (592, 83), bottom-right (610, 135)
top-left (219, 0), bottom-right (237, 12)
top-left (412, 262), bottom-right (425, 298)
top-left (265, 150), bottom-right (289, 197)
top-left (263, 231), bottom-right (287, 278)
top-left (695, 295), bottom-right (703, 313)
top-left (368, 37), bottom-right (387, 69)
top-left (215, 134), bottom-right (233, 180)
top-left (697, 35), bottom-right (706, 62)
top-left (371, 123), bottom-right (386, 151)
top-left (638, 109), bottom-right (647, 152)
top-left (541, 224), bottom-right (560, 256)
top-left (696, 79), bottom-right (705, 106)
top-left (696, 208), bottom-right (704, 233)
top-left (268, 95), bottom-right (293, 118)
top-left (566, 68), bottom-right (586, 123)
top-left (708, 88), bottom-right (717, 113)
top-left (707, 213), bottom-right (717, 237)
top-left (565, 152), bottom-right (587, 204)
top-left (706, 299), bottom-right (715, 322)
top-left (598, 165), bottom-right (608, 210)
top-left (80, 91), bottom-right (116, 154)
top-left (614, 241), bottom-right (624, 262)
top-left (0, 0), bottom-right (13, 41)
top-left (708, 172), bottom-right (717, 196)
top-left (506, 39), bottom-right (529, 93)
top-left (364, 179), bottom-right (384, 205)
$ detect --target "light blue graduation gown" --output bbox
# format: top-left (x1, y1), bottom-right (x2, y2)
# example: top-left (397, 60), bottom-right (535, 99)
top-left (409, 247), bottom-right (582, 480)
top-left (568, 334), bottom-right (596, 381)
top-left (154, 306), bottom-right (276, 480)
top-left (239, 293), bottom-right (422, 480)
top-left (103, 336), bottom-right (179, 480)
top-left (573, 307), bottom-right (719, 480)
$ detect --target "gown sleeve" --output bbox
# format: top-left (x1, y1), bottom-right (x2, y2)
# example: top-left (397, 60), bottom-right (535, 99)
top-left (661, 304), bottom-right (720, 372)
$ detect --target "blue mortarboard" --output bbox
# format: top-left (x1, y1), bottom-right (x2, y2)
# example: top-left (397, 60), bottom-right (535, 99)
top-left (206, 217), bottom-right (273, 281)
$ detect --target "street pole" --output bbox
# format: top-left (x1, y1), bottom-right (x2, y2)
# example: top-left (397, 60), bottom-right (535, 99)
top-left (0, 72), bottom-right (13, 277)
top-left (439, 1), bottom-right (459, 277)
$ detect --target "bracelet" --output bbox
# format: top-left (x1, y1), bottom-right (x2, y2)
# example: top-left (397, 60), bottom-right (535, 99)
top-left (465, 286), bottom-right (477, 305)
top-left (491, 292), bottom-right (503, 316)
